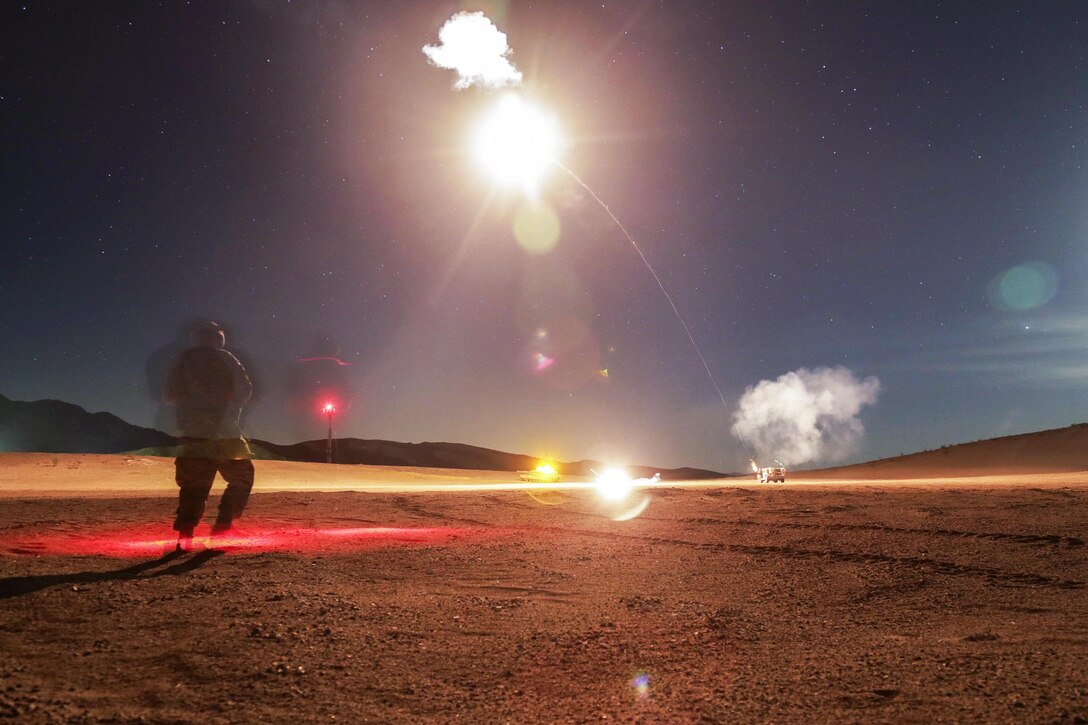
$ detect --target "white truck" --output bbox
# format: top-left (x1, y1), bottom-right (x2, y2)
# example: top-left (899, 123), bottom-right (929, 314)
top-left (751, 460), bottom-right (786, 483)
top-left (757, 466), bottom-right (786, 483)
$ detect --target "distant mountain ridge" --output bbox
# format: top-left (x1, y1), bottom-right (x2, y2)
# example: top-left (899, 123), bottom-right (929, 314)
top-left (0, 393), bottom-right (723, 480)
top-left (0, 393), bottom-right (175, 454)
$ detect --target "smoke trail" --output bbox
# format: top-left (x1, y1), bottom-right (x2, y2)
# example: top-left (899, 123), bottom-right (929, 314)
top-left (555, 162), bottom-right (730, 413)
top-left (423, 11), bottom-right (523, 90)
top-left (731, 366), bottom-right (880, 466)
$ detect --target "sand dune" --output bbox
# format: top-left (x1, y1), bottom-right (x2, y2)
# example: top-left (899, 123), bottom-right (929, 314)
top-left (0, 453), bottom-right (551, 498)
top-left (803, 423), bottom-right (1088, 478)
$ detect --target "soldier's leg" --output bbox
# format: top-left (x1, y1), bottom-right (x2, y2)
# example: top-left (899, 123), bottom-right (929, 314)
top-left (174, 458), bottom-right (217, 534)
top-left (213, 459), bottom-right (255, 531)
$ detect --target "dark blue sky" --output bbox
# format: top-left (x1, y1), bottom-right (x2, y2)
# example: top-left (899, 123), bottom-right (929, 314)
top-left (2, 1), bottom-right (1086, 471)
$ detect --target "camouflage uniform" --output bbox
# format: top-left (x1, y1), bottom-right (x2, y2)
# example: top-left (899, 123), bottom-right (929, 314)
top-left (164, 331), bottom-right (254, 536)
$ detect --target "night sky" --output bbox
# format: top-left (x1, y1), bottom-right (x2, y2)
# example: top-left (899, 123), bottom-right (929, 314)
top-left (3, 1), bottom-right (1086, 472)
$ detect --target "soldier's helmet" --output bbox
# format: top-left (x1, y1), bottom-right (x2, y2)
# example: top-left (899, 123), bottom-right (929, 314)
top-left (191, 321), bottom-right (226, 349)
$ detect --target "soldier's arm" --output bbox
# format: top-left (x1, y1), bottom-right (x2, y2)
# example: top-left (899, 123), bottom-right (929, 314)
top-left (226, 352), bottom-right (253, 403)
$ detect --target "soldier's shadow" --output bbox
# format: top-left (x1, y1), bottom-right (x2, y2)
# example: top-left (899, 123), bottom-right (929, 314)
top-left (0, 549), bottom-right (224, 600)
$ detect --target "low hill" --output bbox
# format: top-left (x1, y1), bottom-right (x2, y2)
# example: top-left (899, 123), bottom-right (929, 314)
top-left (248, 438), bottom-right (721, 481)
top-left (0, 394), bottom-right (722, 480)
top-left (804, 423), bottom-right (1088, 479)
top-left (254, 438), bottom-right (544, 471)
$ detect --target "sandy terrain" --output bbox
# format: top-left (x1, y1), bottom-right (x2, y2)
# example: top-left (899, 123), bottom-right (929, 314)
top-left (1, 453), bottom-right (1086, 723)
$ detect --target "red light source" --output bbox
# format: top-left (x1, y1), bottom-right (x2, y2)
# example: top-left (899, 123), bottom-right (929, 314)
top-left (320, 401), bottom-right (338, 463)
top-left (0, 523), bottom-right (498, 558)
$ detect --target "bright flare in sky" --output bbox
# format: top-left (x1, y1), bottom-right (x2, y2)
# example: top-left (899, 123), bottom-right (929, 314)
top-left (474, 94), bottom-right (562, 193)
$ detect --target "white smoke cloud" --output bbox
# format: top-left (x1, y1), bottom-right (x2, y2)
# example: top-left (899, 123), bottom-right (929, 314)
top-left (423, 11), bottom-right (523, 90)
top-left (731, 366), bottom-right (880, 466)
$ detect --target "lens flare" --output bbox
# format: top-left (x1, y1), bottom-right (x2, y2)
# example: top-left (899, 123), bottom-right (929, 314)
top-left (611, 494), bottom-right (651, 521)
top-left (989, 262), bottom-right (1059, 312)
top-left (474, 94), bottom-right (561, 194)
top-left (595, 467), bottom-right (634, 502)
top-left (594, 471), bottom-right (659, 520)
top-left (532, 352), bottom-right (556, 372)
top-left (513, 201), bottom-right (561, 253)
top-left (523, 318), bottom-right (602, 390)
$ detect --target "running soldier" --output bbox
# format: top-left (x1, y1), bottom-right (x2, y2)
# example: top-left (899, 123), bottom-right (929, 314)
top-left (164, 322), bottom-right (254, 550)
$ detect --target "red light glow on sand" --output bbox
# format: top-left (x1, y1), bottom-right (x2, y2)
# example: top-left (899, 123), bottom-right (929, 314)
top-left (2, 523), bottom-right (498, 558)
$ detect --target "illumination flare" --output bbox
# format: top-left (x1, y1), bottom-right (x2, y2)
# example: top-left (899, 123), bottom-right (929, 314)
top-left (474, 94), bottom-right (562, 193)
top-left (424, 10), bottom-right (733, 424)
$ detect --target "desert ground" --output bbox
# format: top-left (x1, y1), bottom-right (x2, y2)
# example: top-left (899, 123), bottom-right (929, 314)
top-left (1, 454), bottom-right (1086, 723)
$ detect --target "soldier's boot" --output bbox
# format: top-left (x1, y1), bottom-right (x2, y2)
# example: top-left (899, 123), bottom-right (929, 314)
top-left (176, 526), bottom-right (196, 552)
top-left (209, 517), bottom-right (233, 536)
